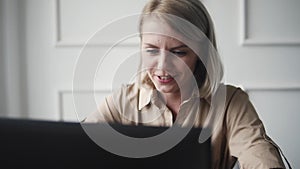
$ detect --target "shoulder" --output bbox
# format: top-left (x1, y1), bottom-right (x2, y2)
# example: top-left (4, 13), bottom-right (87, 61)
top-left (221, 84), bottom-right (260, 124)
top-left (225, 85), bottom-right (249, 104)
top-left (215, 84), bottom-right (253, 118)
top-left (220, 84), bottom-right (249, 105)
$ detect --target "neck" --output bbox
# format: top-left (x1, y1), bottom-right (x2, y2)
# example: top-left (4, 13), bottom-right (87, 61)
top-left (159, 84), bottom-right (196, 115)
top-left (162, 93), bottom-right (181, 116)
top-left (160, 91), bottom-right (184, 116)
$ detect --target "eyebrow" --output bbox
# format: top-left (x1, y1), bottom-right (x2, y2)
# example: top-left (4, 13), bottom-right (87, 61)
top-left (170, 45), bottom-right (188, 50)
top-left (143, 43), bottom-right (188, 50)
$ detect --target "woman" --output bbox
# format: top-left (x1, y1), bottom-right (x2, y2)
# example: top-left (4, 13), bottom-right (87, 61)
top-left (85, 0), bottom-right (286, 168)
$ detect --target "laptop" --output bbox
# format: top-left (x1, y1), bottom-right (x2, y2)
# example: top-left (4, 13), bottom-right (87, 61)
top-left (0, 118), bottom-right (211, 169)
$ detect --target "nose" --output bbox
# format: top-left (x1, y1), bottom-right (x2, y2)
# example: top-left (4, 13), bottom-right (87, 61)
top-left (157, 50), bottom-right (171, 70)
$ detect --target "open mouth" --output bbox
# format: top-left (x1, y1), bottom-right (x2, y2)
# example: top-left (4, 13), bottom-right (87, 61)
top-left (158, 75), bottom-right (173, 80)
top-left (156, 75), bottom-right (175, 83)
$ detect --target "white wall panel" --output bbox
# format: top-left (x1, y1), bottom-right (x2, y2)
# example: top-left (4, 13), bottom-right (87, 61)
top-left (60, 91), bottom-right (110, 122)
top-left (74, 40), bottom-right (140, 90)
top-left (55, 0), bottom-right (147, 46)
top-left (204, 0), bottom-right (300, 88)
top-left (241, 0), bottom-right (300, 45)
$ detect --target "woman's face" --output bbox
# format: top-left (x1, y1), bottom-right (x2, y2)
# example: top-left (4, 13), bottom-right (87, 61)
top-left (141, 30), bottom-right (198, 95)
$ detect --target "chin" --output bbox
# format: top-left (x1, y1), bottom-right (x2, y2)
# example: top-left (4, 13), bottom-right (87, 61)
top-left (155, 84), bottom-right (179, 94)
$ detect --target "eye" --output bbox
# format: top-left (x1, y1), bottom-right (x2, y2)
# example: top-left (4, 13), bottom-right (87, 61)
top-left (145, 48), bottom-right (160, 56)
top-left (171, 50), bottom-right (187, 57)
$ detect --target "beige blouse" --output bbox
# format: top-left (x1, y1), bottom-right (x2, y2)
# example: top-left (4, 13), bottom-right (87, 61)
top-left (85, 82), bottom-right (285, 169)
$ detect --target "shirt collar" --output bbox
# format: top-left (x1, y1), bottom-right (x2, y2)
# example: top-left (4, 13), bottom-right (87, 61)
top-left (138, 85), bottom-right (153, 110)
top-left (138, 84), bottom-right (211, 110)
top-left (137, 74), bottom-right (212, 110)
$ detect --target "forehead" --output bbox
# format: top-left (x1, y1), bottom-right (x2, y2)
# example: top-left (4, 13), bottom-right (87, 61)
top-left (142, 33), bottom-right (184, 46)
top-left (141, 19), bottom-right (185, 46)
top-left (140, 16), bottom-right (204, 52)
top-left (142, 18), bottom-right (184, 38)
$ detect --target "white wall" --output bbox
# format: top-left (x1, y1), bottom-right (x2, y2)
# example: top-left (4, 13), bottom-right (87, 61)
top-left (0, 0), bottom-right (299, 168)
top-left (0, 0), bottom-right (7, 116)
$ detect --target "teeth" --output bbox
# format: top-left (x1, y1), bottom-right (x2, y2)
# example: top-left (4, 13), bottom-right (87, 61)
top-left (160, 76), bottom-right (171, 80)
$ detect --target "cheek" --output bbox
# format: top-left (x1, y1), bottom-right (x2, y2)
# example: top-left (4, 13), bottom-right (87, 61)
top-left (177, 58), bottom-right (198, 73)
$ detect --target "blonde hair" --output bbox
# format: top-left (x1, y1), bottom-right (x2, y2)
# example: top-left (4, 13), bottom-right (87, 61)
top-left (139, 0), bottom-right (223, 98)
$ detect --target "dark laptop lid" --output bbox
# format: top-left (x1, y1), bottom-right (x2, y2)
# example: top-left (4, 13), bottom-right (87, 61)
top-left (0, 118), bottom-right (211, 169)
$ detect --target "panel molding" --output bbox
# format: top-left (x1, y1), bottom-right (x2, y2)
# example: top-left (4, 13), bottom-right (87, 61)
top-left (54, 0), bottom-right (139, 47)
top-left (57, 90), bottom-right (110, 121)
top-left (54, 0), bottom-right (91, 47)
top-left (241, 83), bottom-right (300, 92)
top-left (54, 0), bottom-right (60, 46)
top-left (240, 0), bottom-right (300, 46)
